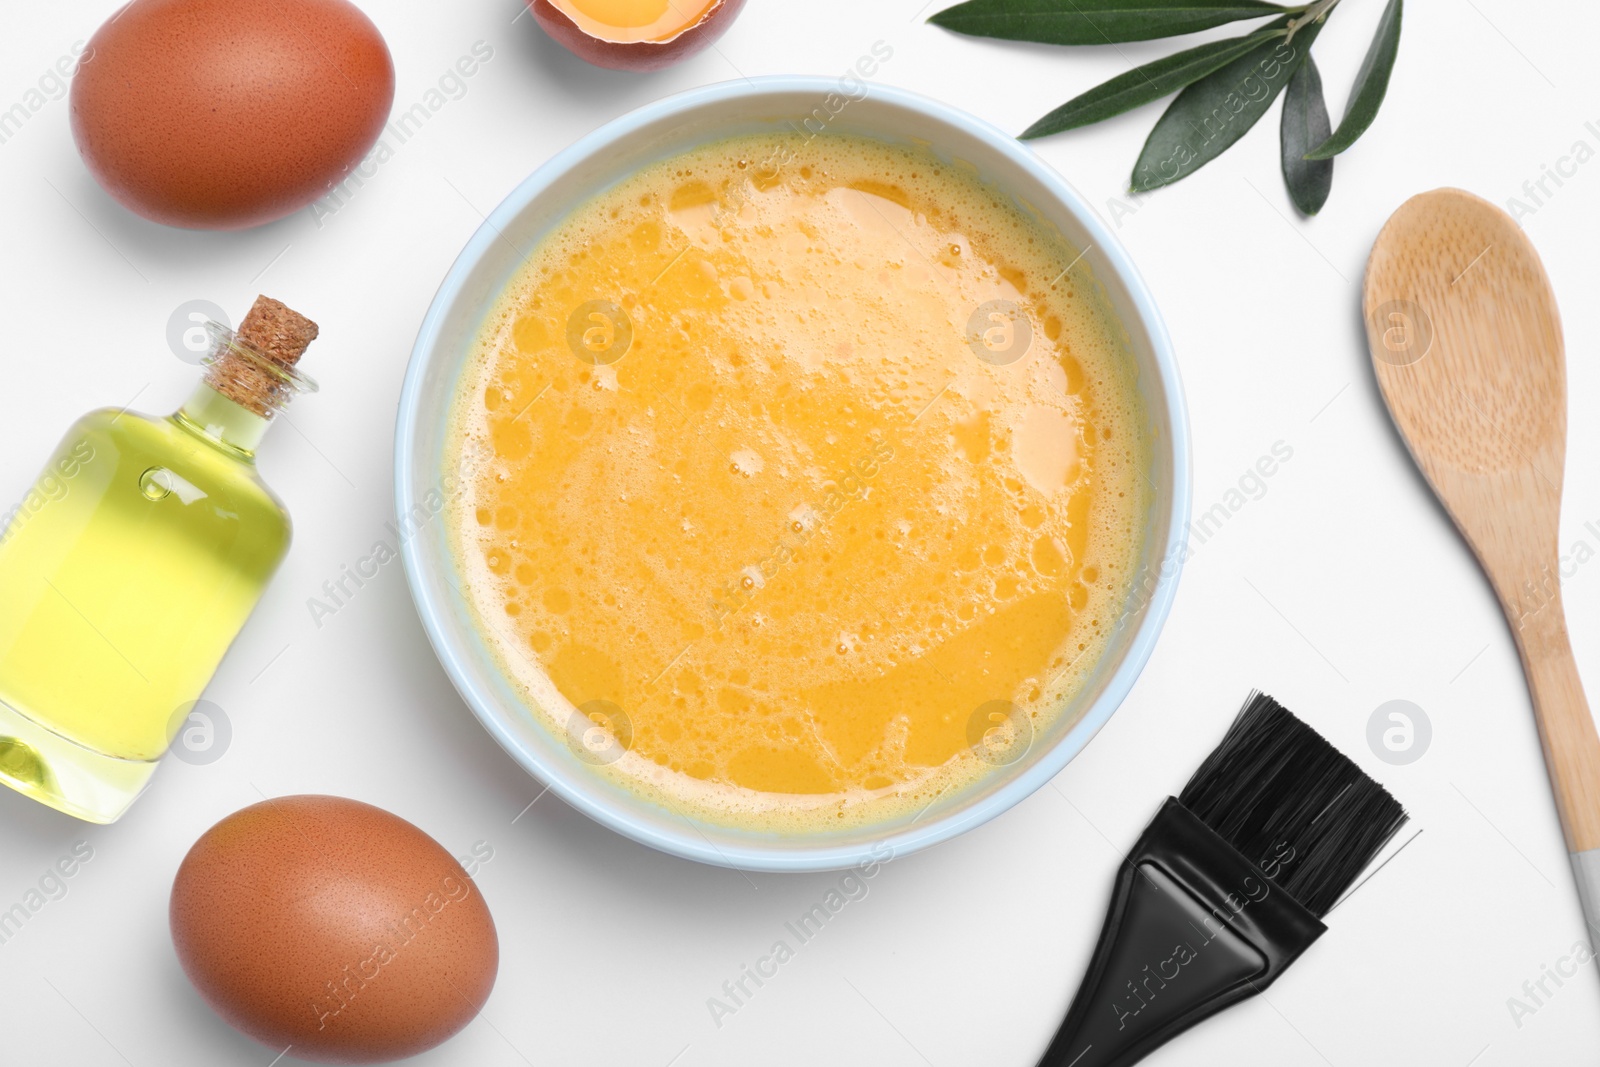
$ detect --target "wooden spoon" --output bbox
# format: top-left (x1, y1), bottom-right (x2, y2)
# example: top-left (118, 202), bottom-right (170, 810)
top-left (1365, 187), bottom-right (1600, 934)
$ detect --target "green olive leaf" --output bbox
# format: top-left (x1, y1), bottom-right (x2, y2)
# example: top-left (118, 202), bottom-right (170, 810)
top-left (929, 0), bottom-right (1288, 45)
top-left (1280, 55), bottom-right (1333, 214)
top-left (1023, 22), bottom-right (1288, 139)
top-left (1130, 15), bottom-right (1322, 192)
top-left (1304, 0), bottom-right (1402, 159)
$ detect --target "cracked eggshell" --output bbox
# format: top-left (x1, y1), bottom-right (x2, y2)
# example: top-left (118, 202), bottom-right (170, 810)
top-left (529, 0), bottom-right (748, 72)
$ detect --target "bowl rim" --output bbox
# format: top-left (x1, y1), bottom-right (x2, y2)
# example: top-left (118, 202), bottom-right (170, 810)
top-left (396, 75), bottom-right (1191, 872)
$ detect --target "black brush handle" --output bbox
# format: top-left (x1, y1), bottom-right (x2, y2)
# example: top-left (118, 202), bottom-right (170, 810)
top-left (1036, 799), bottom-right (1326, 1067)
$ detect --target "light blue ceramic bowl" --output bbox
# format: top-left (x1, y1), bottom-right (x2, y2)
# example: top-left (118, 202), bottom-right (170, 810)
top-left (396, 77), bottom-right (1189, 873)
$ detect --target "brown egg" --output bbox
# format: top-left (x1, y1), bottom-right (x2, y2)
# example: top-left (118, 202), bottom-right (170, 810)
top-left (170, 796), bottom-right (497, 1064)
top-left (529, 0), bottom-right (748, 71)
top-left (70, 0), bottom-right (394, 230)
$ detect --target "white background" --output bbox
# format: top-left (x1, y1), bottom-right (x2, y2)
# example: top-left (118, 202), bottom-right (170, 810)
top-left (2, 1), bottom-right (1598, 1064)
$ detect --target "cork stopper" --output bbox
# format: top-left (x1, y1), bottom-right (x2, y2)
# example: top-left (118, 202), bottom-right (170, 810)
top-left (206, 296), bottom-right (320, 417)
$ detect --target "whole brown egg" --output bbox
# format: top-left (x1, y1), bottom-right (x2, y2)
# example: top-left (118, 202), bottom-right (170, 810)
top-left (170, 796), bottom-right (498, 1064)
top-left (70, 0), bottom-right (394, 229)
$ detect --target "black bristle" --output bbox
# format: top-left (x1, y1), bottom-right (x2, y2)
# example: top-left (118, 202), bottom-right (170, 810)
top-left (1178, 691), bottom-right (1408, 917)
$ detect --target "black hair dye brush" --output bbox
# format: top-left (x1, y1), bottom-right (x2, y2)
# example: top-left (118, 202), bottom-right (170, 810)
top-left (1039, 692), bottom-right (1408, 1067)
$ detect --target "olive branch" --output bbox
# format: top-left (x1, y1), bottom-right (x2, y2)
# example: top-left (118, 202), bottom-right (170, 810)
top-left (929, 0), bottom-right (1404, 214)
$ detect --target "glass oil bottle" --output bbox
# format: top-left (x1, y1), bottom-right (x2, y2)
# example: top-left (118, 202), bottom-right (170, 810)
top-left (0, 296), bottom-right (319, 822)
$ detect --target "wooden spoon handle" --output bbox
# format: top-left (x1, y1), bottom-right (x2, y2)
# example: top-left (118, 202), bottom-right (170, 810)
top-left (1504, 588), bottom-right (1600, 937)
top-left (1509, 592), bottom-right (1600, 849)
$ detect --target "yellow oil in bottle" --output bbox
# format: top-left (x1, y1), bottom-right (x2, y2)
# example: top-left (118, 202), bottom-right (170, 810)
top-left (0, 307), bottom-right (317, 821)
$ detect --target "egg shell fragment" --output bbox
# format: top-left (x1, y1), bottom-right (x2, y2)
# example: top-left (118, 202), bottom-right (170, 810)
top-left (529, 0), bottom-right (748, 71)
